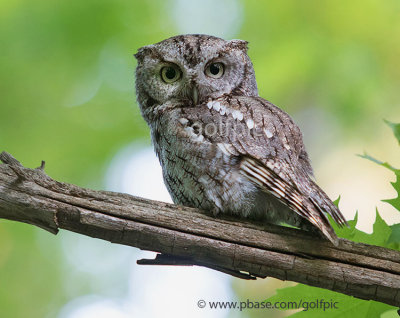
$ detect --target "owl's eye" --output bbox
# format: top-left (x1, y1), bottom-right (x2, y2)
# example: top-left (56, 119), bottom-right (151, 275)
top-left (205, 62), bottom-right (224, 79)
top-left (160, 65), bottom-right (181, 83)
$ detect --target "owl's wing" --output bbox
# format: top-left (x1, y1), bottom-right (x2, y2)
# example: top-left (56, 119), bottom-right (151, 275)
top-left (239, 156), bottom-right (343, 245)
top-left (180, 95), bottom-right (347, 244)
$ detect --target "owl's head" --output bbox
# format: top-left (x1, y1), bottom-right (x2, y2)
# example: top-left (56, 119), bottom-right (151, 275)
top-left (134, 34), bottom-right (258, 121)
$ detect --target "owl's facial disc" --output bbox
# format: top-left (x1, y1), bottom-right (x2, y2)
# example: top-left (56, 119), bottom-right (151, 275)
top-left (135, 34), bottom-right (258, 115)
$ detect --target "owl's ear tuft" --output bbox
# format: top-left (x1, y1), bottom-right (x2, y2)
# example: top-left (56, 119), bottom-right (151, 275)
top-left (227, 39), bottom-right (249, 52)
top-left (134, 45), bottom-right (156, 60)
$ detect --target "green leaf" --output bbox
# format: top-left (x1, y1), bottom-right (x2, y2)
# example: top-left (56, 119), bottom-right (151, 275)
top-left (368, 210), bottom-right (392, 246)
top-left (359, 153), bottom-right (400, 212)
top-left (265, 284), bottom-right (395, 317)
top-left (333, 196), bottom-right (341, 207)
top-left (387, 224), bottom-right (400, 253)
top-left (328, 211), bottom-right (359, 241)
top-left (384, 120), bottom-right (400, 145)
top-left (388, 223), bottom-right (400, 244)
top-left (329, 210), bottom-right (392, 247)
top-left (382, 172), bottom-right (400, 212)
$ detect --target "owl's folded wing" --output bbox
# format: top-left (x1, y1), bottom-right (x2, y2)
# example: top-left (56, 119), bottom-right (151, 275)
top-left (180, 96), bottom-right (347, 244)
top-left (240, 156), bottom-right (341, 245)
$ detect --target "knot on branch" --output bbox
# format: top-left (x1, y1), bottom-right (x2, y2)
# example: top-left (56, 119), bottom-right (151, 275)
top-left (0, 151), bottom-right (46, 180)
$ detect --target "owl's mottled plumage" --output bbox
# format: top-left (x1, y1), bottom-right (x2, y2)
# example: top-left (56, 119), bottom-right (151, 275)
top-left (134, 34), bottom-right (347, 245)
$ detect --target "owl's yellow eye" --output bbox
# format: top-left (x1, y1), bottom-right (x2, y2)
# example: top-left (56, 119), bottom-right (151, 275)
top-left (205, 62), bottom-right (224, 79)
top-left (160, 65), bottom-right (181, 83)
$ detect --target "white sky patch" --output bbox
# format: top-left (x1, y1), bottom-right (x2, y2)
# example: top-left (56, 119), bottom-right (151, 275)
top-left (169, 0), bottom-right (244, 39)
top-left (60, 232), bottom-right (132, 276)
top-left (104, 143), bottom-right (172, 202)
top-left (127, 251), bottom-right (234, 318)
top-left (58, 296), bottom-right (130, 318)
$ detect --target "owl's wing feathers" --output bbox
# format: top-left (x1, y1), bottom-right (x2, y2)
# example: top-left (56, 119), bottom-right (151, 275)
top-left (240, 157), bottom-right (340, 244)
top-left (233, 97), bottom-right (348, 237)
top-left (237, 96), bottom-right (347, 226)
top-left (180, 96), bottom-right (347, 243)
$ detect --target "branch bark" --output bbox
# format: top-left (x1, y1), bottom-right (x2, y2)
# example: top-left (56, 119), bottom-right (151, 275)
top-left (0, 151), bottom-right (399, 306)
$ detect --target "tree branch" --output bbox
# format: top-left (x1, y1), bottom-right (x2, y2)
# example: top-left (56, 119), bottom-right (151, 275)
top-left (0, 151), bottom-right (399, 306)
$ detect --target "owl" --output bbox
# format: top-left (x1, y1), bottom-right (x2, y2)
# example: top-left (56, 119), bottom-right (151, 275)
top-left (134, 34), bottom-right (347, 245)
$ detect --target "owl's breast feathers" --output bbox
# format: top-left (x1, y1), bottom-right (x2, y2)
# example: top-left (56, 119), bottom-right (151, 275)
top-left (164, 96), bottom-right (348, 245)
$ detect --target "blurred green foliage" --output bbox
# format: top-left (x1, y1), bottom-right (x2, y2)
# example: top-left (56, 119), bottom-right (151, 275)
top-left (0, 0), bottom-right (167, 185)
top-left (1, 1), bottom-right (169, 316)
top-left (1, 0), bottom-right (400, 317)
top-left (243, 0), bottom-right (400, 136)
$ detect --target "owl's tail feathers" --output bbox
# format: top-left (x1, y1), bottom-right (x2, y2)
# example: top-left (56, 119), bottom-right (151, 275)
top-left (308, 180), bottom-right (348, 228)
top-left (305, 209), bottom-right (340, 246)
top-left (292, 193), bottom-right (340, 246)
top-left (302, 199), bottom-right (340, 246)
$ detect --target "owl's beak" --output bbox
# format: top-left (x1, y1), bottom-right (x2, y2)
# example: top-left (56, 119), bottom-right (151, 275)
top-left (192, 86), bottom-right (199, 105)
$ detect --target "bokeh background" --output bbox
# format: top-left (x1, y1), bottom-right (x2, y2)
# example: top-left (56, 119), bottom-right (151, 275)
top-left (1, 0), bottom-right (400, 317)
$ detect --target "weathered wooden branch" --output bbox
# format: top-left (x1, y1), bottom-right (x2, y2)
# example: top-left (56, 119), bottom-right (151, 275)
top-left (0, 151), bottom-right (399, 306)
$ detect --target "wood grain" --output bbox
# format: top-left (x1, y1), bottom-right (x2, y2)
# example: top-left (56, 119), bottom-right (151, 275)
top-left (0, 151), bottom-right (399, 306)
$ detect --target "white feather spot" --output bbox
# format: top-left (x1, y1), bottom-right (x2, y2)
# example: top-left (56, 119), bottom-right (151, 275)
top-left (184, 126), bottom-right (194, 135)
top-left (284, 144), bottom-right (291, 150)
top-left (231, 110), bottom-right (238, 120)
top-left (264, 128), bottom-right (273, 138)
top-left (178, 118), bottom-right (188, 125)
top-left (231, 110), bottom-right (244, 121)
top-left (212, 101), bottom-right (221, 112)
top-left (194, 134), bottom-right (204, 142)
top-left (207, 101), bottom-right (213, 109)
top-left (246, 118), bottom-right (255, 129)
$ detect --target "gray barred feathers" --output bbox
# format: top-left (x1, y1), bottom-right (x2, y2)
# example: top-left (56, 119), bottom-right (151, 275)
top-left (134, 34), bottom-right (347, 245)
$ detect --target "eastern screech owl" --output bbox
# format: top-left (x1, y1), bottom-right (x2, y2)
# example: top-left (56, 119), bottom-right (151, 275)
top-left (134, 34), bottom-right (347, 245)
